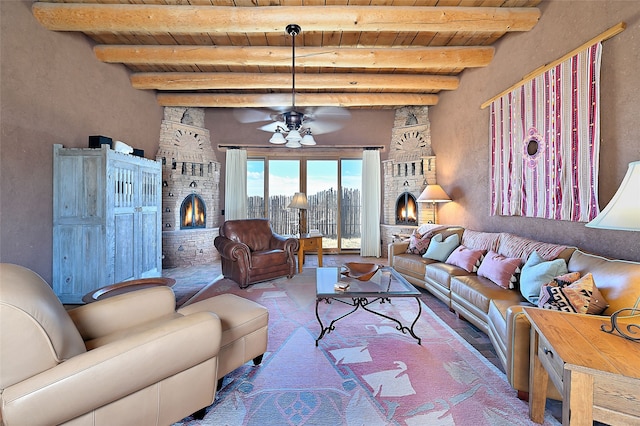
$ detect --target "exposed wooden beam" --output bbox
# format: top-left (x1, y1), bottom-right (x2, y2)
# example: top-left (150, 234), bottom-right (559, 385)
top-left (131, 72), bottom-right (459, 91)
top-left (32, 4), bottom-right (540, 34)
top-left (156, 93), bottom-right (439, 108)
top-left (96, 45), bottom-right (494, 70)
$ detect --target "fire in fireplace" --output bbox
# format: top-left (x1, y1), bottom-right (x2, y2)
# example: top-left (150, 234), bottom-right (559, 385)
top-left (181, 194), bottom-right (206, 229)
top-left (396, 192), bottom-right (417, 225)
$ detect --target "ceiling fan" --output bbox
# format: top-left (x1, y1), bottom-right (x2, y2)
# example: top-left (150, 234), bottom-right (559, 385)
top-left (235, 24), bottom-right (351, 148)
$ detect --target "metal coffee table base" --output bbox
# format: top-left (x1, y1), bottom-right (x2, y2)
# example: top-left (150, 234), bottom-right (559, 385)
top-left (315, 296), bottom-right (422, 346)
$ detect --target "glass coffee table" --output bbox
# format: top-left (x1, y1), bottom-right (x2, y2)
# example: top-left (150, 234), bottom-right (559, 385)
top-left (315, 266), bottom-right (422, 346)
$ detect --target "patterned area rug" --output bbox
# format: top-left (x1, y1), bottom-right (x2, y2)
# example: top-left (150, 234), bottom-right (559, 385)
top-left (175, 269), bottom-right (559, 426)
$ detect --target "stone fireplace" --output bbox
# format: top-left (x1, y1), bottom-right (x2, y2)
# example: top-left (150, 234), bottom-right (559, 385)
top-left (157, 107), bottom-right (221, 268)
top-left (381, 106), bottom-right (440, 258)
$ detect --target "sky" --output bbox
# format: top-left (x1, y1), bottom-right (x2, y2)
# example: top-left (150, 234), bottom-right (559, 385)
top-left (247, 159), bottom-right (362, 197)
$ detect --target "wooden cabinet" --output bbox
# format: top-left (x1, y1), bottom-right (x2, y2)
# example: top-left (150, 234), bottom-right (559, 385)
top-left (53, 144), bottom-right (162, 303)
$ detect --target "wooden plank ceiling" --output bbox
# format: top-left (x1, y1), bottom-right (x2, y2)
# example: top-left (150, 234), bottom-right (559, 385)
top-left (32, 0), bottom-right (541, 109)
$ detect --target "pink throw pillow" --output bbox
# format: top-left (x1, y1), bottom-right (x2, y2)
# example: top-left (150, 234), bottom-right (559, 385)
top-left (446, 245), bottom-right (485, 273)
top-left (477, 251), bottom-right (522, 289)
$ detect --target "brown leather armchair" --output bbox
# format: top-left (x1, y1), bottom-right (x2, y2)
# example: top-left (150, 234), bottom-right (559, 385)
top-left (0, 263), bottom-right (222, 426)
top-left (214, 218), bottom-right (299, 288)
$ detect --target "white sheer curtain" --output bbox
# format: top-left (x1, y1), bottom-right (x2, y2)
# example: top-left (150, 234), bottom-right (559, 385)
top-left (224, 149), bottom-right (247, 220)
top-left (360, 149), bottom-right (381, 257)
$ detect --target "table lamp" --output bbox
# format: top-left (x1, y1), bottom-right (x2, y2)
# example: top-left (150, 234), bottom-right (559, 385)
top-left (288, 192), bottom-right (309, 235)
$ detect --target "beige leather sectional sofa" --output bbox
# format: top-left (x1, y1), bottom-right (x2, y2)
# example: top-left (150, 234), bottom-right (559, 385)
top-left (389, 226), bottom-right (640, 398)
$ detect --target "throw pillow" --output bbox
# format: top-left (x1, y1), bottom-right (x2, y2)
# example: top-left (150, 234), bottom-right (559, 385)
top-left (422, 233), bottom-right (460, 262)
top-left (537, 273), bottom-right (608, 314)
top-left (519, 251), bottom-right (568, 304)
top-left (445, 245), bottom-right (485, 273)
top-left (406, 231), bottom-right (431, 255)
top-left (477, 251), bottom-right (522, 289)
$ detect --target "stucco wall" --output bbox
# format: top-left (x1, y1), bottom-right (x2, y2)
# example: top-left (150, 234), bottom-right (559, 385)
top-left (430, 0), bottom-right (640, 262)
top-left (0, 1), bottom-right (163, 282)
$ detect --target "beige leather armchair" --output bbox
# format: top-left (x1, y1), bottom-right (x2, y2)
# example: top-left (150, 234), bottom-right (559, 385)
top-left (0, 263), bottom-right (222, 426)
top-left (214, 218), bottom-right (298, 288)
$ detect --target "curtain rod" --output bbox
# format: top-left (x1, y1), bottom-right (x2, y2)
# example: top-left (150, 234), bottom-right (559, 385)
top-left (481, 22), bottom-right (626, 110)
top-left (218, 144), bottom-right (385, 151)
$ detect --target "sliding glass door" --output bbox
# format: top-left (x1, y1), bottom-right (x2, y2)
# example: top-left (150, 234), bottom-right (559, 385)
top-left (247, 156), bottom-right (361, 251)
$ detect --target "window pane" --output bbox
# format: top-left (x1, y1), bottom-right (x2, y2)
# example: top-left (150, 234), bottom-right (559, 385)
top-left (268, 159), bottom-right (300, 235)
top-left (307, 160), bottom-right (338, 248)
top-left (341, 159), bottom-right (362, 249)
top-left (247, 159), bottom-right (265, 219)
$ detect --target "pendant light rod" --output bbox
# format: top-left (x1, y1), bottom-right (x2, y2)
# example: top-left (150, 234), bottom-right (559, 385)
top-left (286, 24), bottom-right (301, 110)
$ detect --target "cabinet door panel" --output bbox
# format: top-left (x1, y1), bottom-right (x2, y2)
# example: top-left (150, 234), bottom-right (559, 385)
top-left (53, 225), bottom-right (103, 303)
top-left (114, 213), bottom-right (135, 283)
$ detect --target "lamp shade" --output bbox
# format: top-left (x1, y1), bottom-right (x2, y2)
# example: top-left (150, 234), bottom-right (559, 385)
top-left (417, 184), bottom-right (452, 203)
top-left (287, 192), bottom-right (309, 210)
top-left (586, 161), bottom-right (640, 231)
top-left (269, 131), bottom-right (286, 144)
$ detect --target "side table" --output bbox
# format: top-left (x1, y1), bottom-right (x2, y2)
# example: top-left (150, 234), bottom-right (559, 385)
top-left (297, 234), bottom-right (323, 273)
top-left (524, 307), bottom-right (640, 425)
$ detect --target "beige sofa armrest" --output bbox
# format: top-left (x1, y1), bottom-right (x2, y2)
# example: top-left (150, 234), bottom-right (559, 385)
top-left (388, 241), bottom-right (410, 266)
top-left (1, 312), bottom-right (221, 426)
top-left (68, 286), bottom-right (177, 341)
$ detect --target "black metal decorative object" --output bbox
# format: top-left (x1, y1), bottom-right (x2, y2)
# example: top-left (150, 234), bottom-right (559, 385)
top-left (600, 307), bottom-right (640, 342)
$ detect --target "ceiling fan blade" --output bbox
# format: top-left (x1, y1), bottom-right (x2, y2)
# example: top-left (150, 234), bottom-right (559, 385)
top-left (258, 121), bottom-right (287, 133)
top-left (233, 108), bottom-right (273, 124)
top-left (303, 120), bottom-right (348, 135)
top-left (306, 106), bottom-right (351, 121)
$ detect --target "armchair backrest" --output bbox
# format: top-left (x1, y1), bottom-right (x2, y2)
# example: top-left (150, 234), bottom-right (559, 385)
top-left (0, 263), bottom-right (86, 389)
top-left (220, 219), bottom-right (276, 252)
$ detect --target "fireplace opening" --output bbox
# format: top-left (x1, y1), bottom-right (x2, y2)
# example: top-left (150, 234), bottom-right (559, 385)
top-left (181, 194), bottom-right (206, 229)
top-left (396, 192), bottom-right (417, 225)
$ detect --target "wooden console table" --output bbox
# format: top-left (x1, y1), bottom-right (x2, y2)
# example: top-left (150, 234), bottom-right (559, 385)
top-left (524, 307), bottom-right (640, 425)
top-left (297, 234), bottom-right (323, 273)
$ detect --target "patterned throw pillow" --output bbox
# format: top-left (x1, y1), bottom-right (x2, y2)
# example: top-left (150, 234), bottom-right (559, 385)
top-left (538, 273), bottom-right (609, 315)
top-left (405, 226), bottom-right (445, 255)
top-left (477, 251), bottom-right (522, 289)
top-left (445, 245), bottom-right (485, 273)
top-left (406, 231), bottom-right (431, 255)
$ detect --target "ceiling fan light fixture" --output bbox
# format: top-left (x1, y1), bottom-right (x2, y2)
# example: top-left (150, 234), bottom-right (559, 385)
top-left (285, 140), bottom-right (302, 148)
top-left (269, 131), bottom-right (286, 144)
top-left (300, 133), bottom-right (316, 146)
top-left (286, 129), bottom-right (302, 143)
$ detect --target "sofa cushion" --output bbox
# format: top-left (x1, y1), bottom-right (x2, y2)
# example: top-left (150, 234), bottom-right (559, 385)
top-left (425, 262), bottom-right (470, 290)
top-left (423, 233), bottom-right (460, 262)
top-left (451, 275), bottom-right (525, 316)
top-left (477, 251), bottom-right (522, 289)
top-left (393, 253), bottom-right (438, 281)
top-left (446, 245), bottom-right (485, 273)
top-left (498, 233), bottom-right (567, 262)
top-left (461, 229), bottom-right (501, 252)
top-left (519, 251), bottom-right (568, 304)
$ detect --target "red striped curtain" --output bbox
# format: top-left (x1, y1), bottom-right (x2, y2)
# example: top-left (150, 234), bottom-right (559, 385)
top-left (489, 43), bottom-right (602, 222)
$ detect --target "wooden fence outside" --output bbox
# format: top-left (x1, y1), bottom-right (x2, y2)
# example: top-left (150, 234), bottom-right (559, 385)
top-left (248, 188), bottom-right (361, 238)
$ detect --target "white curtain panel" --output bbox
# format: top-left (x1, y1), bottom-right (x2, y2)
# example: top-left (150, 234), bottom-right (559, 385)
top-left (224, 149), bottom-right (248, 220)
top-left (361, 149), bottom-right (381, 257)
